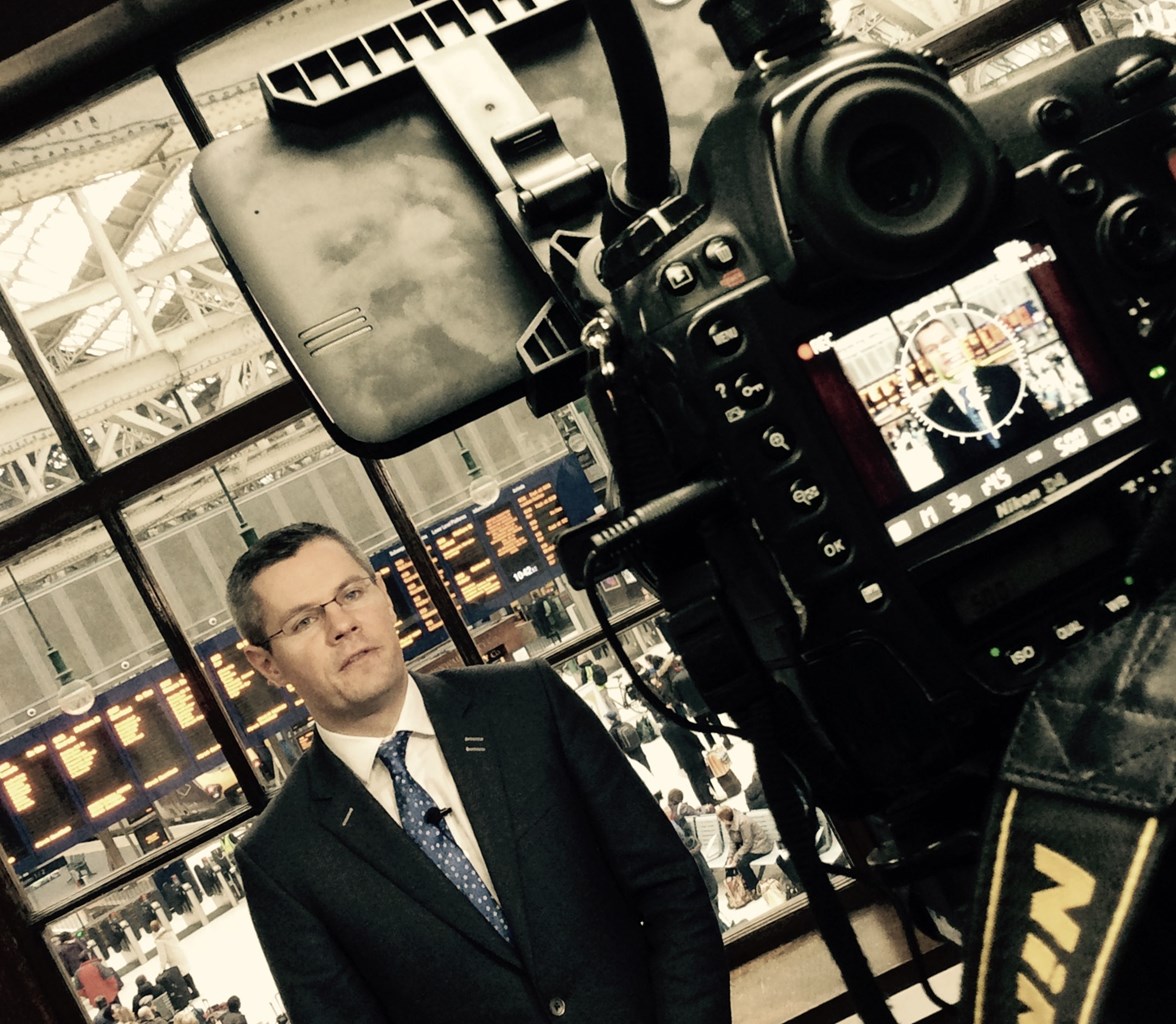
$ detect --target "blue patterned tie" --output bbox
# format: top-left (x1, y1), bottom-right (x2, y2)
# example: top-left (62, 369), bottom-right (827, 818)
top-left (376, 731), bottom-right (513, 943)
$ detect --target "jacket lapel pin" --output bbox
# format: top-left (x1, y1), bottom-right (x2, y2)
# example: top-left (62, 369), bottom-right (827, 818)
top-left (464, 735), bottom-right (486, 752)
top-left (341, 806), bottom-right (354, 827)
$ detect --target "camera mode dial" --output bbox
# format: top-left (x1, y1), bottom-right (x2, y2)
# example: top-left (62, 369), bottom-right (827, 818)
top-left (597, 194), bottom-right (707, 290)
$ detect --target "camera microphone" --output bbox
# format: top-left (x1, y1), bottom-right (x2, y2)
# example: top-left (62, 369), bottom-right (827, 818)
top-left (424, 806), bottom-right (452, 827)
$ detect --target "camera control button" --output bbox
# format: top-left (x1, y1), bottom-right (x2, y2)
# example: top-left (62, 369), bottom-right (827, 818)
top-left (788, 479), bottom-right (824, 514)
top-left (816, 531), bottom-right (851, 565)
top-left (1111, 55), bottom-right (1174, 100)
top-left (1052, 616), bottom-right (1089, 645)
top-left (1001, 641), bottom-right (1041, 673)
top-left (704, 236), bottom-right (738, 269)
top-left (1098, 589), bottom-right (1134, 618)
top-left (761, 426), bottom-right (795, 461)
top-left (705, 319), bottom-right (744, 355)
top-left (735, 372), bottom-right (770, 407)
top-left (1034, 97), bottom-right (1081, 138)
top-left (858, 581), bottom-right (886, 607)
top-left (661, 261), bottom-right (697, 295)
top-left (1055, 163), bottom-right (1103, 206)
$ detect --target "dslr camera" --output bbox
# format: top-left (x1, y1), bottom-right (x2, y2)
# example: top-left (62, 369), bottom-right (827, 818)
top-left (555, 0), bottom-right (1176, 950)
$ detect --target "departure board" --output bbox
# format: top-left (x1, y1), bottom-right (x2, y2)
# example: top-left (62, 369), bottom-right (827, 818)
top-left (0, 803), bottom-right (27, 866)
top-left (480, 504), bottom-right (544, 586)
top-left (0, 740), bottom-right (86, 851)
top-left (159, 674), bottom-right (220, 762)
top-left (106, 686), bottom-right (189, 790)
top-left (204, 638), bottom-right (297, 735)
top-left (514, 479), bottom-right (571, 567)
top-left (391, 553), bottom-right (447, 637)
top-left (50, 716), bottom-right (137, 822)
top-left (430, 515), bottom-right (503, 605)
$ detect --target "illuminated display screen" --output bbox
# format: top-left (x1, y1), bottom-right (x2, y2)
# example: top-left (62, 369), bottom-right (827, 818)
top-left (0, 741), bottom-right (87, 852)
top-left (202, 637), bottom-right (298, 735)
top-left (50, 716), bottom-right (137, 822)
top-left (515, 480), bottom-right (569, 567)
top-left (106, 687), bottom-right (192, 790)
top-left (159, 674), bottom-right (220, 761)
top-left (481, 504), bottom-right (544, 585)
top-left (430, 514), bottom-right (504, 606)
top-left (800, 239), bottom-right (1130, 546)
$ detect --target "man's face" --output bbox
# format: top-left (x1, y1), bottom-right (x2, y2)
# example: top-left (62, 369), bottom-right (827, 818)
top-left (915, 321), bottom-right (970, 381)
top-left (243, 537), bottom-right (408, 735)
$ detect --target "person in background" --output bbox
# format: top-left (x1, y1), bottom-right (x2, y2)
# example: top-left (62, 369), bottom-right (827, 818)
top-left (220, 997), bottom-right (247, 1024)
top-left (656, 707), bottom-right (716, 809)
top-left (224, 521), bottom-right (730, 1024)
top-left (149, 918), bottom-right (199, 998)
top-left (744, 770), bottom-right (769, 811)
top-left (56, 930), bottom-right (90, 977)
top-left (717, 805), bottom-right (774, 899)
top-left (605, 709), bottom-right (652, 770)
top-left (666, 788), bottom-right (712, 824)
top-left (131, 975), bottom-right (165, 1016)
top-left (74, 952), bottom-right (120, 1011)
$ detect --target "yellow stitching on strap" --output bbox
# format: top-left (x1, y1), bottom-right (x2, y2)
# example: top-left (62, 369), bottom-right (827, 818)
top-left (1077, 816), bottom-right (1158, 1024)
top-left (974, 787), bottom-right (1019, 1024)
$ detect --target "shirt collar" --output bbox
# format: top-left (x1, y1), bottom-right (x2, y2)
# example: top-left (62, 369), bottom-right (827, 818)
top-left (314, 673), bottom-right (436, 785)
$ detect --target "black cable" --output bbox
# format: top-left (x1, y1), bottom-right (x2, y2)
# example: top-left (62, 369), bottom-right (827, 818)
top-left (583, 550), bottom-right (898, 1024)
top-left (584, 548), bottom-right (743, 738)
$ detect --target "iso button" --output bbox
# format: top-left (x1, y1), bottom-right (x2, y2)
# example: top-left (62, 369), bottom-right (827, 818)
top-left (1001, 641), bottom-right (1041, 673)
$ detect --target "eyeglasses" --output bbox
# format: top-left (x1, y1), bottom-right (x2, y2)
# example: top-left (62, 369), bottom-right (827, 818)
top-left (266, 576), bottom-right (380, 642)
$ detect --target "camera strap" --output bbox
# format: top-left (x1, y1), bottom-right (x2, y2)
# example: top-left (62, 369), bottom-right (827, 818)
top-left (962, 583), bottom-right (1176, 1023)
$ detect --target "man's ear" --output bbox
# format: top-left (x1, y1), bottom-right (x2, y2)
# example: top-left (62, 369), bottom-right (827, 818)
top-left (244, 644), bottom-right (283, 686)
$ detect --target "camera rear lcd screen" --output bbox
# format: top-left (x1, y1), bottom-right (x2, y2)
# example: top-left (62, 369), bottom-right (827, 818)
top-left (799, 239), bottom-right (1138, 545)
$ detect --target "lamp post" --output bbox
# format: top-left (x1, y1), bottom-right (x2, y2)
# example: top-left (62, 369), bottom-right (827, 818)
top-left (5, 565), bottom-right (94, 716)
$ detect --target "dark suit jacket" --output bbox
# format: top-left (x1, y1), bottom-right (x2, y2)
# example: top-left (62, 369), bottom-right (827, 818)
top-left (234, 661), bottom-right (730, 1024)
top-left (922, 363), bottom-right (1051, 482)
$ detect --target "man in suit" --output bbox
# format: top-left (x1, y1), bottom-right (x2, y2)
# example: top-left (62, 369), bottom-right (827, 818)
top-left (912, 318), bottom-right (1051, 482)
top-left (225, 521), bottom-right (729, 1024)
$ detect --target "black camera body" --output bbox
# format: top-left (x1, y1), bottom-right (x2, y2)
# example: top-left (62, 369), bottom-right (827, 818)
top-left (590, 31), bottom-right (1176, 830)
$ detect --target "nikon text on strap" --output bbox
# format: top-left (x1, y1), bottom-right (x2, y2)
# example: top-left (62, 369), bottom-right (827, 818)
top-left (963, 585), bottom-right (1176, 1023)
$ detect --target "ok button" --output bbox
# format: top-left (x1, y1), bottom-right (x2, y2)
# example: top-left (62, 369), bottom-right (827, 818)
top-left (817, 530), bottom-right (851, 565)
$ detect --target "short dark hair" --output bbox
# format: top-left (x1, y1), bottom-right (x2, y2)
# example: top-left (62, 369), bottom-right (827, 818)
top-left (225, 522), bottom-right (372, 647)
top-left (911, 317), bottom-right (956, 356)
top-left (227, 996), bottom-right (241, 1012)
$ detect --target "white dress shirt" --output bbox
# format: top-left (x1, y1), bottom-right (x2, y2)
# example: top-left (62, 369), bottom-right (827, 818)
top-left (314, 675), bottom-right (501, 901)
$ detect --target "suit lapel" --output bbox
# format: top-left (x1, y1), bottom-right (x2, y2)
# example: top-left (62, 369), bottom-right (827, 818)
top-left (416, 672), bottom-right (534, 970)
top-left (304, 732), bottom-right (521, 967)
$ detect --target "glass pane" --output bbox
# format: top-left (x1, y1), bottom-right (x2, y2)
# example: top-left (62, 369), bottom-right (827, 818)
top-left (378, 399), bottom-right (661, 667)
top-left (43, 823), bottom-right (283, 1023)
top-left (0, 523), bottom-right (257, 913)
top-left (551, 623), bottom-right (851, 938)
top-left (1082, 0), bottom-right (1176, 41)
top-left (0, 327), bottom-right (81, 519)
top-left (0, 75), bottom-right (287, 472)
top-left (125, 414), bottom-right (412, 778)
top-left (950, 24), bottom-right (1075, 96)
